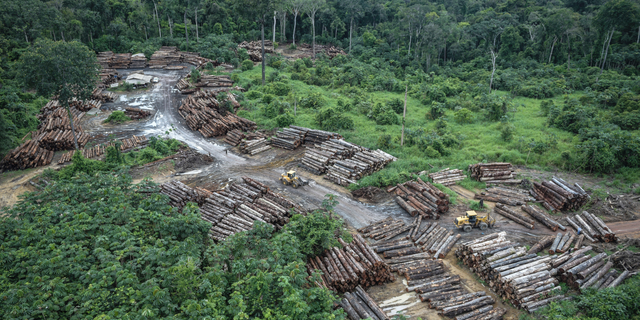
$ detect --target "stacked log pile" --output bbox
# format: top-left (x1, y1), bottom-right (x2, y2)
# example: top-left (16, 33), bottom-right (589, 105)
top-left (359, 217), bottom-right (416, 242)
top-left (149, 47), bottom-right (182, 68)
top-left (125, 107), bottom-right (151, 120)
top-left (110, 53), bottom-right (132, 69)
top-left (325, 149), bottom-right (396, 187)
top-left (550, 246), bottom-right (628, 290)
top-left (468, 163), bottom-right (515, 182)
top-left (456, 232), bottom-right (567, 312)
top-left (37, 128), bottom-right (90, 151)
top-left (160, 181), bottom-right (200, 207)
top-left (98, 69), bottom-right (119, 87)
top-left (428, 168), bottom-right (466, 186)
top-left (340, 286), bottom-right (389, 320)
top-left (522, 205), bottom-right (566, 232)
top-left (224, 129), bottom-right (245, 146)
top-left (413, 222), bottom-right (461, 258)
top-left (238, 138), bottom-right (271, 155)
top-left (37, 107), bottom-right (86, 134)
top-left (130, 53), bottom-right (147, 68)
top-left (474, 186), bottom-right (535, 206)
top-left (178, 90), bottom-right (257, 137)
top-left (176, 78), bottom-right (196, 93)
top-left (307, 234), bottom-right (392, 292)
top-left (393, 177), bottom-right (450, 219)
top-left (493, 203), bottom-right (535, 229)
top-left (566, 211), bottom-right (617, 243)
top-left (0, 139), bottom-right (54, 171)
top-left (58, 135), bottom-right (148, 163)
top-left (92, 88), bottom-right (118, 102)
top-left (270, 127), bottom-right (307, 150)
top-left (327, 46), bottom-right (347, 58)
top-left (238, 41), bottom-right (274, 61)
top-left (195, 75), bottom-right (233, 87)
top-left (290, 125), bottom-right (342, 144)
top-left (531, 177), bottom-right (590, 212)
top-left (97, 52), bottom-right (114, 68)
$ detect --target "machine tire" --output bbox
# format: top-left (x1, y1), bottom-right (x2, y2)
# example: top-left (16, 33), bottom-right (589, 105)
top-left (463, 225), bottom-right (472, 232)
top-left (479, 223), bottom-right (488, 231)
top-left (293, 182), bottom-right (299, 188)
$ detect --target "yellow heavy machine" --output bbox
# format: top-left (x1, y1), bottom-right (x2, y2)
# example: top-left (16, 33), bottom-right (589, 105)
top-left (455, 210), bottom-right (496, 232)
top-left (279, 170), bottom-right (308, 188)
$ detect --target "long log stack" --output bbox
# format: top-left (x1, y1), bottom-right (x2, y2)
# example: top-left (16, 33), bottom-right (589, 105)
top-left (149, 47), bottom-right (216, 69)
top-left (475, 186), bottom-right (535, 206)
top-left (325, 149), bottom-right (396, 187)
top-left (178, 90), bottom-right (257, 137)
top-left (414, 222), bottom-right (461, 258)
top-left (58, 135), bottom-right (148, 164)
top-left (0, 139), bottom-right (54, 171)
top-left (360, 218), bottom-right (416, 242)
top-left (224, 129), bottom-right (245, 146)
top-left (238, 138), bottom-right (271, 155)
top-left (493, 203), bottom-right (535, 229)
top-left (521, 205), bottom-right (566, 232)
top-left (531, 177), bottom-right (590, 212)
top-left (125, 107), bottom-right (151, 120)
top-left (566, 211), bottom-right (617, 243)
top-left (455, 232), bottom-right (568, 312)
top-left (393, 177), bottom-right (450, 219)
top-left (160, 181), bottom-right (200, 207)
top-left (238, 41), bottom-right (275, 62)
top-left (130, 53), bottom-right (147, 69)
top-left (97, 52), bottom-right (114, 68)
top-left (468, 163), bottom-right (515, 182)
top-left (270, 127), bottom-right (307, 150)
top-left (340, 286), bottom-right (390, 320)
top-left (307, 234), bottom-right (393, 292)
top-left (110, 53), bottom-right (132, 69)
top-left (92, 87), bottom-right (118, 102)
top-left (98, 69), bottom-right (119, 88)
top-left (428, 168), bottom-right (466, 186)
top-left (37, 129), bottom-right (90, 151)
top-left (289, 125), bottom-right (342, 144)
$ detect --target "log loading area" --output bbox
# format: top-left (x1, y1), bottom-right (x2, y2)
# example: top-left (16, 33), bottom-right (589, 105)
top-left (2, 50), bottom-right (639, 320)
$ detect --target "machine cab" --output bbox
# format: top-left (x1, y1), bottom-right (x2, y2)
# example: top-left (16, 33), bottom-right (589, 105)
top-left (287, 170), bottom-right (296, 179)
top-left (466, 211), bottom-right (478, 225)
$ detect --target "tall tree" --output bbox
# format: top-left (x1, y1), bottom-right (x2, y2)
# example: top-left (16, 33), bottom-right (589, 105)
top-left (594, 0), bottom-right (640, 79)
top-left (343, 0), bottom-right (363, 53)
top-left (15, 39), bottom-right (99, 149)
top-left (289, 0), bottom-right (305, 46)
top-left (305, 0), bottom-right (326, 58)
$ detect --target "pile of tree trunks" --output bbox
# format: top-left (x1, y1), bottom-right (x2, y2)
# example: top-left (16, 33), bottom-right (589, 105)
top-left (149, 47), bottom-right (182, 68)
top-left (428, 168), bottom-right (466, 186)
top-left (270, 127), bottom-right (306, 150)
top-left (58, 135), bottom-right (148, 164)
top-left (550, 245), bottom-right (629, 290)
top-left (455, 232), bottom-right (568, 312)
top-left (531, 177), bottom-right (590, 212)
top-left (196, 75), bottom-right (233, 88)
top-left (521, 205), bottom-right (566, 232)
top-left (339, 286), bottom-right (389, 320)
top-left (239, 137), bottom-right (271, 155)
top-left (37, 129), bottom-right (90, 151)
top-left (238, 41), bottom-right (274, 61)
top-left (493, 203), bottom-right (535, 229)
top-left (359, 217), bottom-right (415, 242)
top-left (160, 180), bottom-right (200, 208)
top-left (224, 129), bottom-right (245, 146)
top-left (124, 107), bottom-right (151, 120)
top-left (307, 234), bottom-right (392, 292)
top-left (474, 186), bottom-right (535, 206)
top-left (393, 177), bottom-right (450, 219)
top-left (468, 162), bottom-right (516, 183)
top-left (299, 146), bottom-right (336, 175)
top-left (130, 53), bottom-right (147, 68)
top-left (289, 125), bottom-right (342, 144)
top-left (414, 222), bottom-right (461, 258)
top-left (566, 211), bottom-right (617, 243)
top-left (36, 107), bottom-right (86, 134)
top-left (92, 87), bottom-right (117, 102)
top-left (110, 53), bottom-right (132, 69)
top-left (176, 78), bottom-right (196, 93)
top-left (178, 90), bottom-right (257, 137)
top-left (325, 149), bottom-right (396, 187)
top-left (98, 69), bottom-right (119, 87)
top-left (97, 52), bottom-right (114, 68)
top-left (327, 46), bottom-right (347, 58)
top-left (0, 139), bottom-right (54, 171)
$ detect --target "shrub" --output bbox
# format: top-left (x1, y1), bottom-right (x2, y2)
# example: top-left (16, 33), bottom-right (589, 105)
top-left (241, 59), bottom-right (254, 71)
top-left (262, 100), bottom-right (287, 118)
top-left (454, 108), bottom-right (474, 124)
top-left (302, 57), bottom-right (313, 68)
top-left (388, 98), bottom-right (404, 114)
top-left (378, 134), bottom-right (392, 148)
top-left (478, 94), bottom-right (513, 121)
top-left (190, 68), bottom-right (201, 83)
top-left (103, 110), bottom-right (131, 124)
top-left (246, 90), bottom-right (263, 100)
top-left (428, 102), bottom-right (446, 120)
top-left (294, 59), bottom-right (308, 72)
top-left (499, 122), bottom-right (516, 141)
top-left (611, 111), bottom-right (640, 131)
top-left (261, 94), bottom-right (275, 104)
top-left (275, 112), bottom-right (295, 127)
top-left (300, 91), bottom-right (325, 109)
top-left (370, 103), bottom-right (399, 125)
top-left (315, 108), bottom-right (354, 131)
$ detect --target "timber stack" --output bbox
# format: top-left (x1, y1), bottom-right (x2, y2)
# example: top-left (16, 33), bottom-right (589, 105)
top-left (289, 125), bottom-right (342, 144)
top-left (148, 47), bottom-right (181, 68)
top-left (455, 232), bottom-right (568, 312)
top-left (160, 180), bottom-right (200, 208)
top-left (110, 53), bottom-right (132, 69)
top-left (393, 177), bottom-right (450, 219)
top-left (58, 135), bottom-right (148, 163)
top-left (414, 222), bottom-right (461, 258)
top-left (307, 234), bottom-right (392, 292)
top-left (566, 211), bottom-right (617, 243)
top-left (36, 106), bottom-right (86, 133)
top-left (474, 186), bottom-right (535, 206)
top-left (178, 90), bottom-right (257, 137)
top-left (360, 217), bottom-right (416, 242)
top-left (428, 168), bottom-right (466, 186)
top-left (493, 203), bottom-right (535, 229)
top-left (238, 137), bottom-right (271, 155)
top-left (176, 78), bottom-right (196, 94)
top-left (37, 128), bottom-right (90, 151)
top-left (224, 129), bottom-right (245, 146)
top-left (92, 88), bottom-right (118, 102)
top-left (97, 52), bottom-right (114, 68)
top-left (98, 69), bottom-right (119, 87)
top-left (269, 127), bottom-right (306, 150)
top-left (298, 140), bottom-right (348, 175)
top-left (125, 107), bottom-right (151, 120)
top-left (339, 286), bottom-right (389, 320)
top-left (130, 53), bottom-right (147, 68)
top-left (522, 205), bottom-right (566, 232)
top-left (325, 149), bottom-right (396, 186)
top-left (531, 177), bottom-right (589, 212)
top-left (0, 139), bottom-right (54, 171)
top-left (468, 162), bottom-right (517, 183)
top-left (238, 41), bottom-right (274, 61)
top-left (195, 75), bottom-right (233, 88)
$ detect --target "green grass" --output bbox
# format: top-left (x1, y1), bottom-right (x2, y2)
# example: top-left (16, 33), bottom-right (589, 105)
top-left (103, 110), bottom-right (131, 124)
top-left (457, 177), bottom-right (486, 191)
top-left (235, 66), bottom-right (636, 190)
top-left (467, 199), bottom-right (488, 211)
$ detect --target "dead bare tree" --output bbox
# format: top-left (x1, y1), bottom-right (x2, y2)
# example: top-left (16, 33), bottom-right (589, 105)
top-left (489, 48), bottom-right (498, 93)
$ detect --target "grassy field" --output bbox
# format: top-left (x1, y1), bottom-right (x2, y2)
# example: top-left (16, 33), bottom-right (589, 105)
top-left (234, 65), bottom-right (635, 191)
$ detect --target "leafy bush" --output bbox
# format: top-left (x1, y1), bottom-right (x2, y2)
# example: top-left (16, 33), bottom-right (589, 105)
top-left (300, 91), bottom-right (325, 109)
top-left (369, 103), bottom-right (399, 125)
top-left (315, 108), bottom-right (354, 131)
top-left (265, 82), bottom-right (290, 96)
top-left (241, 59), bottom-right (254, 71)
top-left (103, 110), bottom-right (131, 124)
top-left (263, 100), bottom-right (287, 118)
top-left (478, 94), bottom-right (514, 121)
top-left (275, 112), bottom-right (295, 127)
top-left (428, 102), bottom-right (446, 120)
top-left (261, 93), bottom-right (275, 104)
top-left (378, 134), bottom-right (392, 148)
top-left (246, 90), bottom-right (263, 100)
top-left (190, 68), bottom-right (201, 83)
top-left (454, 108), bottom-right (474, 124)
top-left (611, 111), bottom-right (640, 131)
top-left (388, 98), bottom-right (404, 114)
top-left (294, 59), bottom-right (308, 72)
top-left (282, 209), bottom-right (351, 257)
top-left (500, 122), bottom-right (516, 141)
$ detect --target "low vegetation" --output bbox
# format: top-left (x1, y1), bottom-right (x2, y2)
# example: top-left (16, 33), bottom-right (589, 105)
top-left (103, 110), bottom-right (131, 124)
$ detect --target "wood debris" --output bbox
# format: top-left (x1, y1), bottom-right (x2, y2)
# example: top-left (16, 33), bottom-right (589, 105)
top-left (493, 203), bottom-right (535, 229)
top-left (521, 205), bottom-right (566, 232)
top-left (428, 168), bottom-right (466, 186)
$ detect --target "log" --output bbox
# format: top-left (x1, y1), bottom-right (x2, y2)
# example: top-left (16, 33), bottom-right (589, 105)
top-left (549, 233), bottom-right (563, 254)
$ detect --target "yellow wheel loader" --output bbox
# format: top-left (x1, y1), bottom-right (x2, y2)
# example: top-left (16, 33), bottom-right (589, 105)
top-left (279, 170), bottom-right (308, 188)
top-left (454, 210), bottom-right (496, 232)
